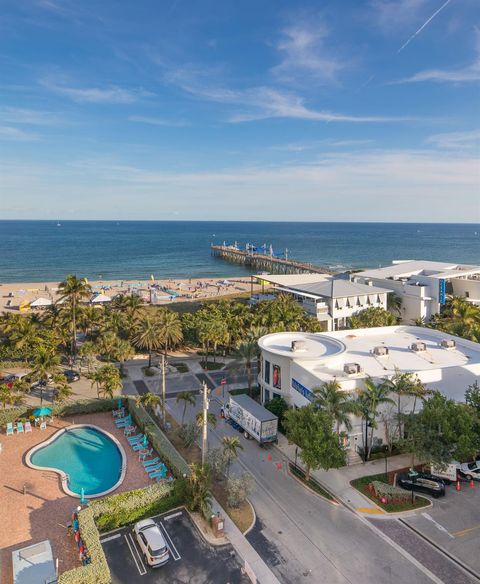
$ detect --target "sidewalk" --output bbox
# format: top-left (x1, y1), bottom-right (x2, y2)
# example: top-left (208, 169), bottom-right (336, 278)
top-left (275, 433), bottom-right (414, 515)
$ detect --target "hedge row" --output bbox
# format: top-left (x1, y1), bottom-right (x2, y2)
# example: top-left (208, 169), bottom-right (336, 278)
top-left (0, 397), bottom-right (124, 426)
top-left (127, 398), bottom-right (190, 478)
top-left (58, 507), bottom-right (110, 584)
top-left (92, 480), bottom-right (186, 532)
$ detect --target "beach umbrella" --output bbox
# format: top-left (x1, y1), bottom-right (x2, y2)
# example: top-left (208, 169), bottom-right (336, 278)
top-left (32, 407), bottom-right (52, 417)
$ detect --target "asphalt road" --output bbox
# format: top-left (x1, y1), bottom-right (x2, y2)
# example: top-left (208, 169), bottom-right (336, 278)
top-left (101, 509), bottom-right (249, 584)
top-left (166, 397), bottom-right (437, 584)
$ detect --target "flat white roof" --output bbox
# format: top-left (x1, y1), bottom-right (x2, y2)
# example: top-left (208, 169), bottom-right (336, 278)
top-left (357, 260), bottom-right (480, 281)
top-left (282, 279), bottom-right (391, 299)
top-left (254, 273), bottom-right (331, 286)
top-left (259, 332), bottom-right (345, 360)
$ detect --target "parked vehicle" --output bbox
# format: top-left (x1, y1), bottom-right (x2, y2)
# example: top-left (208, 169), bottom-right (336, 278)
top-left (457, 461), bottom-right (480, 481)
top-left (222, 394), bottom-right (278, 444)
top-left (429, 463), bottom-right (458, 484)
top-left (133, 519), bottom-right (169, 567)
top-left (397, 473), bottom-right (446, 498)
top-left (63, 370), bottom-right (80, 382)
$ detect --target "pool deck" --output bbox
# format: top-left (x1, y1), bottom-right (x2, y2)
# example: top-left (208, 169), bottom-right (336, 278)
top-left (0, 411), bottom-right (152, 584)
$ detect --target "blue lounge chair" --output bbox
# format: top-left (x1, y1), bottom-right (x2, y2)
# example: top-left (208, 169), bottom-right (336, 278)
top-left (144, 463), bottom-right (163, 473)
top-left (127, 434), bottom-right (143, 443)
top-left (132, 441), bottom-right (148, 452)
top-left (6, 422), bottom-right (14, 436)
top-left (149, 469), bottom-right (167, 479)
top-left (142, 457), bottom-right (160, 467)
top-left (115, 415), bottom-right (131, 427)
top-left (16, 422), bottom-right (24, 434)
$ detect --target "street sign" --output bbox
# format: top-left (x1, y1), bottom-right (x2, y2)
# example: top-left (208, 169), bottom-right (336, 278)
top-left (220, 378), bottom-right (227, 385)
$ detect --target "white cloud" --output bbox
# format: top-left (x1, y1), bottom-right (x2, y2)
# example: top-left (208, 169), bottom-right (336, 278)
top-left (0, 107), bottom-right (59, 125)
top-left (398, 27), bottom-right (480, 83)
top-left (426, 129), bottom-right (480, 149)
top-left (0, 126), bottom-right (38, 141)
top-left (272, 22), bottom-right (346, 84)
top-left (40, 78), bottom-right (152, 103)
top-left (370, 0), bottom-right (430, 34)
top-left (1, 148), bottom-right (477, 222)
top-left (128, 115), bottom-right (188, 127)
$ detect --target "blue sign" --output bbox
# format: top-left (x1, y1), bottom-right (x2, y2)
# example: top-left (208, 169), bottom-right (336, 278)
top-left (292, 378), bottom-right (315, 402)
top-left (439, 279), bottom-right (446, 305)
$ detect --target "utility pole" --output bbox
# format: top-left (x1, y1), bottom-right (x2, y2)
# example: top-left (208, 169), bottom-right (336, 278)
top-left (161, 354), bottom-right (166, 422)
top-left (201, 381), bottom-right (210, 467)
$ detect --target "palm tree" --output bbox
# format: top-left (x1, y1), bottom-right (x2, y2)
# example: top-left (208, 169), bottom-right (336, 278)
top-left (232, 338), bottom-right (259, 396)
top-left (353, 377), bottom-right (395, 462)
top-left (387, 293), bottom-right (402, 317)
top-left (87, 368), bottom-right (104, 398)
top-left (176, 391), bottom-right (196, 425)
top-left (157, 308), bottom-right (183, 358)
top-left (195, 411), bottom-right (217, 430)
top-left (58, 275), bottom-right (92, 360)
top-left (97, 364), bottom-right (122, 399)
top-left (131, 311), bottom-right (163, 368)
top-left (0, 385), bottom-right (15, 409)
top-left (313, 380), bottom-right (353, 433)
top-left (29, 345), bottom-right (61, 405)
top-left (136, 391), bottom-right (161, 410)
top-left (382, 369), bottom-right (423, 439)
top-left (52, 374), bottom-right (73, 403)
top-left (79, 340), bottom-right (98, 372)
top-left (186, 463), bottom-right (213, 518)
top-left (222, 436), bottom-right (244, 480)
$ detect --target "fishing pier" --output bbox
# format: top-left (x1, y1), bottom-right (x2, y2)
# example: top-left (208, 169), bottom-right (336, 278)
top-left (211, 243), bottom-right (335, 275)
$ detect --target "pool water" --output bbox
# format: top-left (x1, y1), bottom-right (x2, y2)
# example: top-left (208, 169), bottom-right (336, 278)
top-left (30, 426), bottom-right (123, 496)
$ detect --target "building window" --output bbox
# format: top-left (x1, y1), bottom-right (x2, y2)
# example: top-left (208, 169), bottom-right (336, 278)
top-left (264, 389), bottom-right (271, 402)
top-left (465, 291), bottom-right (470, 298)
top-left (264, 360), bottom-right (270, 384)
top-left (273, 364), bottom-right (281, 389)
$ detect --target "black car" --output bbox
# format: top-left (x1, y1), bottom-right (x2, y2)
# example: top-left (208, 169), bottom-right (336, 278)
top-left (63, 370), bottom-right (80, 382)
top-left (397, 473), bottom-right (446, 498)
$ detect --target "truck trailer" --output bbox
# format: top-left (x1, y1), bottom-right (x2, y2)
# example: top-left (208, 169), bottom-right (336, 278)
top-left (222, 394), bottom-right (278, 444)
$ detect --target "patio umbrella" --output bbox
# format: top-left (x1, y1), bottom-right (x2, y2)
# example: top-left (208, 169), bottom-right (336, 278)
top-left (32, 407), bottom-right (52, 417)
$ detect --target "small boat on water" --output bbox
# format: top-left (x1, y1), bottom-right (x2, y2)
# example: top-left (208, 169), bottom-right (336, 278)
top-left (56, 222), bottom-right (61, 227)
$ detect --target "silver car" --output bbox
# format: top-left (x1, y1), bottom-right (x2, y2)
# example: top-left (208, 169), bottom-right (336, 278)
top-left (133, 519), bottom-right (169, 567)
top-left (457, 461), bottom-right (480, 481)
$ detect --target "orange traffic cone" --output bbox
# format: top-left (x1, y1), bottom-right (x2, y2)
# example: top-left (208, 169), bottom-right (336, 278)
top-left (456, 480), bottom-right (461, 491)
top-left (470, 479), bottom-right (475, 489)
top-left (267, 452), bottom-right (272, 461)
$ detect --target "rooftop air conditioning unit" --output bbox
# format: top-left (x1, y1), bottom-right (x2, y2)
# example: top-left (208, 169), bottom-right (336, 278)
top-left (440, 339), bottom-right (456, 349)
top-left (291, 340), bottom-right (307, 352)
top-left (373, 346), bottom-right (389, 356)
top-left (411, 342), bottom-right (426, 352)
top-left (344, 362), bottom-right (362, 375)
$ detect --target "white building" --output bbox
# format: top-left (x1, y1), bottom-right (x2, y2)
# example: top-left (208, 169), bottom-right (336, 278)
top-left (258, 326), bottom-right (480, 461)
top-left (353, 260), bottom-right (480, 324)
top-left (274, 279), bottom-right (391, 331)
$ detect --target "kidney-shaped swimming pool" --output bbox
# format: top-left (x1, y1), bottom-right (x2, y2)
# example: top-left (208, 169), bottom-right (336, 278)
top-left (26, 424), bottom-right (126, 498)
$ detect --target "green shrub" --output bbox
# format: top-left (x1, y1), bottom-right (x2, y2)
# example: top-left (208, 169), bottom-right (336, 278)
top-left (58, 507), bottom-right (110, 584)
top-left (127, 398), bottom-right (190, 478)
top-left (92, 480), bottom-right (186, 532)
top-left (370, 480), bottom-right (410, 503)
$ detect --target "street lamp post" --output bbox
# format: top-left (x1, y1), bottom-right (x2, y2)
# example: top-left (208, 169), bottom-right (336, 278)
top-left (161, 354), bottom-right (166, 423)
top-left (201, 381), bottom-right (210, 467)
top-left (294, 446), bottom-right (299, 472)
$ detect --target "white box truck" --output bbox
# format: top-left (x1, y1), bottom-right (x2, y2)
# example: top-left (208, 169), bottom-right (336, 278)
top-left (223, 394), bottom-right (278, 444)
top-left (430, 463), bottom-right (458, 484)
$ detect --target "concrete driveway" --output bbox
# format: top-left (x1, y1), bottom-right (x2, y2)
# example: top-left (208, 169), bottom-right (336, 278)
top-left (101, 509), bottom-right (249, 584)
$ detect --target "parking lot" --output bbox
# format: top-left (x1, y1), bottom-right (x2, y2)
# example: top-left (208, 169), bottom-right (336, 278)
top-left (101, 509), bottom-right (250, 583)
top-left (402, 478), bottom-right (480, 574)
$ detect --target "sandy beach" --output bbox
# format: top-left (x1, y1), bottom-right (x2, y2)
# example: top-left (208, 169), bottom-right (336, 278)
top-left (0, 276), bottom-right (261, 312)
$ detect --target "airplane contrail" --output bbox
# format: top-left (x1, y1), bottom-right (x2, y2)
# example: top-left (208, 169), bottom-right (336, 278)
top-left (397, 0), bottom-right (453, 54)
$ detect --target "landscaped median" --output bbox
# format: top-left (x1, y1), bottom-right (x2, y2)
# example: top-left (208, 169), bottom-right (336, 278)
top-left (350, 472), bottom-right (430, 513)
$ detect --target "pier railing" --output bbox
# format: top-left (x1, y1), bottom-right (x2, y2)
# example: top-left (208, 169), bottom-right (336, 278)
top-left (210, 244), bottom-right (335, 275)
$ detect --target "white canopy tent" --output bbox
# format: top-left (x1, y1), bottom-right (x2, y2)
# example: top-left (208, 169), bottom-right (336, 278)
top-left (30, 297), bottom-right (53, 307)
top-left (90, 293), bottom-right (112, 304)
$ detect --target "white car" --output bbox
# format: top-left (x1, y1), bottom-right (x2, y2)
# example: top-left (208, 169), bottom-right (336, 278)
top-left (457, 461), bottom-right (480, 481)
top-left (133, 519), bottom-right (169, 567)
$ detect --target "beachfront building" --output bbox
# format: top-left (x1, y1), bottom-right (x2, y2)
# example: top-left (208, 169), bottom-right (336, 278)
top-left (269, 278), bottom-right (391, 331)
top-left (258, 326), bottom-right (480, 462)
top-left (352, 260), bottom-right (480, 324)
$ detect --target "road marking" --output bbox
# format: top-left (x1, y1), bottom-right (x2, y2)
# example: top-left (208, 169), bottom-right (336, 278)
top-left (356, 507), bottom-right (385, 514)
top-left (124, 533), bottom-right (147, 576)
top-left (421, 513), bottom-right (455, 539)
top-left (100, 533), bottom-right (121, 543)
top-left (163, 511), bottom-right (183, 521)
top-left (158, 521), bottom-right (181, 561)
top-left (452, 524), bottom-right (480, 538)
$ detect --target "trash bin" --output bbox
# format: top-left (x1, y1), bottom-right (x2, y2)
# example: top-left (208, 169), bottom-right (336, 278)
top-left (210, 513), bottom-right (225, 538)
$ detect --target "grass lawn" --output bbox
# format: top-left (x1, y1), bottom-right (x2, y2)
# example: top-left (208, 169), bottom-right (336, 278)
top-left (200, 361), bottom-right (225, 371)
top-left (288, 463), bottom-right (337, 502)
top-left (172, 362), bottom-right (189, 373)
top-left (351, 473), bottom-right (430, 512)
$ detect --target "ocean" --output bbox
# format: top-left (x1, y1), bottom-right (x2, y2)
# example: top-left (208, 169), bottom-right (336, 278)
top-left (0, 221), bottom-right (478, 283)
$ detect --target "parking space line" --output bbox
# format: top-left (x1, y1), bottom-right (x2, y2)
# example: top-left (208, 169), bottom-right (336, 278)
top-left (421, 513), bottom-right (455, 539)
top-left (452, 524), bottom-right (480, 538)
top-left (163, 511), bottom-right (183, 521)
top-left (100, 533), bottom-right (122, 544)
top-left (124, 533), bottom-right (147, 576)
top-left (158, 522), bottom-right (181, 561)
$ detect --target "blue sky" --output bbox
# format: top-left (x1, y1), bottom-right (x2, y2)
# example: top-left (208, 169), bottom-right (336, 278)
top-left (0, 0), bottom-right (478, 221)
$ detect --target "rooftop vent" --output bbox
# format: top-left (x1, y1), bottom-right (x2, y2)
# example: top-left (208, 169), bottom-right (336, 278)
top-left (440, 339), bottom-right (456, 349)
top-left (411, 341), bottom-right (427, 352)
top-left (344, 362), bottom-right (362, 375)
top-left (373, 346), bottom-right (389, 356)
top-left (291, 340), bottom-right (307, 352)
